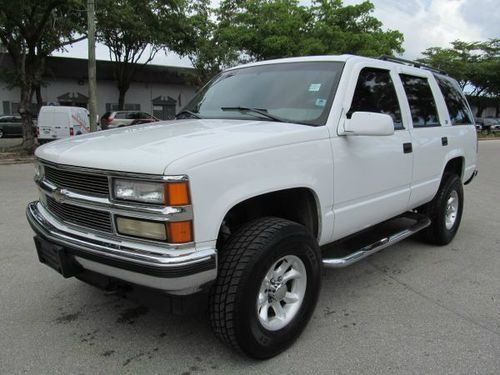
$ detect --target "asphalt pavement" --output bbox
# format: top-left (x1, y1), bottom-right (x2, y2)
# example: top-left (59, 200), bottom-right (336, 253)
top-left (1, 141), bottom-right (499, 374)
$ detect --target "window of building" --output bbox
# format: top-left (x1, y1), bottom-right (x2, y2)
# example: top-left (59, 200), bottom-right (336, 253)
top-left (435, 75), bottom-right (473, 125)
top-left (349, 67), bottom-right (403, 130)
top-left (400, 74), bottom-right (440, 127)
top-left (105, 103), bottom-right (141, 112)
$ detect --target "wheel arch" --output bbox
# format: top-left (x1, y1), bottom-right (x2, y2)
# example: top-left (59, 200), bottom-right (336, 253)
top-left (216, 187), bottom-right (322, 249)
top-left (442, 153), bottom-right (465, 180)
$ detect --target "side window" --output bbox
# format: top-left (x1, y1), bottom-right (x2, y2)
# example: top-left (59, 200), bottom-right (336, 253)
top-left (126, 112), bottom-right (140, 119)
top-left (435, 75), bottom-right (473, 125)
top-left (349, 68), bottom-right (403, 130)
top-left (400, 74), bottom-right (440, 127)
top-left (115, 112), bottom-right (127, 119)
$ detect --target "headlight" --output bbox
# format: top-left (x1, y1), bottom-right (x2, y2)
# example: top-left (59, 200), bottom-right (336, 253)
top-left (34, 161), bottom-right (44, 180)
top-left (114, 179), bottom-right (165, 204)
top-left (113, 178), bottom-right (190, 205)
top-left (116, 216), bottom-right (167, 241)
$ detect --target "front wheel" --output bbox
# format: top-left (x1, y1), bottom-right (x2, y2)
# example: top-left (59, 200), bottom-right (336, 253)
top-left (209, 217), bottom-right (321, 359)
top-left (420, 174), bottom-right (464, 245)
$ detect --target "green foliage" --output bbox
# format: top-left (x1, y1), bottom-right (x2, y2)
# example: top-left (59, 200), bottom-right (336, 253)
top-left (216, 0), bottom-right (403, 62)
top-left (182, 0), bottom-right (238, 86)
top-left (0, 0), bottom-right (86, 151)
top-left (96, 0), bottom-right (189, 108)
top-left (184, 0), bottom-right (404, 85)
top-left (419, 39), bottom-right (500, 116)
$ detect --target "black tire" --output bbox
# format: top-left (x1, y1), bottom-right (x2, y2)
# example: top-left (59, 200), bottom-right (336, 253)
top-left (209, 217), bottom-right (321, 359)
top-left (419, 173), bottom-right (464, 245)
top-left (0, 129), bottom-right (4, 138)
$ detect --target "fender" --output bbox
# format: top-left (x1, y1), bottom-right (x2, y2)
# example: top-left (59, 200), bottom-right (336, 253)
top-left (181, 138), bottom-right (335, 248)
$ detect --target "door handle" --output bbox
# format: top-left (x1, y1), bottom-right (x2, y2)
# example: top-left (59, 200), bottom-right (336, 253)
top-left (403, 142), bottom-right (413, 154)
top-left (442, 137), bottom-right (448, 146)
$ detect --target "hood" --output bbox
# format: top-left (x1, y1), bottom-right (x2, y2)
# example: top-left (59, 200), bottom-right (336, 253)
top-left (36, 119), bottom-right (328, 175)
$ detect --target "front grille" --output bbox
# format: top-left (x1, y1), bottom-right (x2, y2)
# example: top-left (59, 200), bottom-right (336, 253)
top-left (44, 165), bottom-right (109, 196)
top-left (46, 196), bottom-right (113, 233)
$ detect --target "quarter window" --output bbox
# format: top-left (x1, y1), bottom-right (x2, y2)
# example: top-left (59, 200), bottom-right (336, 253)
top-left (349, 68), bottom-right (403, 130)
top-left (400, 74), bottom-right (440, 127)
top-left (435, 75), bottom-right (473, 125)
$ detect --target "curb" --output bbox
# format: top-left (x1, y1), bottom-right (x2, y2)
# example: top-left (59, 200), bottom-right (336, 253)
top-left (0, 157), bottom-right (34, 165)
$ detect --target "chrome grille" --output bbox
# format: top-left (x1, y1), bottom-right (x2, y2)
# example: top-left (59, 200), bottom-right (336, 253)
top-left (46, 196), bottom-right (113, 233)
top-left (44, 166), bottom-right (109, 196)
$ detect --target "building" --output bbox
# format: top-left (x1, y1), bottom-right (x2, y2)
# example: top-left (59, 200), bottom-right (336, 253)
top-left (0, 54), bottom-right (197, 120)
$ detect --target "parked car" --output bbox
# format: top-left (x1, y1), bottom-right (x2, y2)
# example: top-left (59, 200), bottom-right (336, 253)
top-left (100, 111), bottom-right (158, 129)
top-left (0, 115), bottom-right (23, 138)
top-left (27, 55), bottom-right (478, 359)
top-left (37, 106), bottom-right (90, 144)
top-left (479, 117), bottom-right (500, 134)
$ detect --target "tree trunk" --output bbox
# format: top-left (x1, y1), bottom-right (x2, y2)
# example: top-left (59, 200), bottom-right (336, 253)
top-left (19, 84), bottom-right (36, 154)
top-left (35, 84), bottom-right (43, 113)
top-left (117, 83), bottom-right (129, 110)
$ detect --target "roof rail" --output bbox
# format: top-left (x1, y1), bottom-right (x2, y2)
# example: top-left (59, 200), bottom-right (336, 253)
top-left (377, 55), bottom-right (448, 75)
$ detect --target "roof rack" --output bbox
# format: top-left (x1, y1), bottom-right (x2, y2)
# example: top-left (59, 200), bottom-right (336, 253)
top-left (377, 55), bottom-right (448, 75)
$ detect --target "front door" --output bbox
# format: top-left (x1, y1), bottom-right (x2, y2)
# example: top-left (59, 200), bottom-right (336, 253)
top-left (331, 65), bottom-right (413, 240)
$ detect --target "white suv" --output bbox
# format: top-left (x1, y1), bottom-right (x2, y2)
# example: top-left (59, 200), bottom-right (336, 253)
top-left (27, 54), bottom-right (477, 359)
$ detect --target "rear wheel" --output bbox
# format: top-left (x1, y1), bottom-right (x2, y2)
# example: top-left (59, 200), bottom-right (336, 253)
top-left (420, 174), bottom-right (464, 245)
top-left (0, 129), bottom-right (4, 138)
top-left (209, 217), bottom-right (321, 359)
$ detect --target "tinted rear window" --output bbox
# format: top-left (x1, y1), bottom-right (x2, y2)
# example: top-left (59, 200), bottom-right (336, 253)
top-left (400, 74), bottom-right (440, 127)
top-left (435, 75), bottom-right (473, 125)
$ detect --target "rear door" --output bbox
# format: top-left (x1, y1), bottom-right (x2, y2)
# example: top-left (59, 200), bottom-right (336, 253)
top-left (38, 110), bottom-right (55, 140)
top-left (331, 64), bottom-right (413, 240)
top-left (53, 111), bottom-right (70, 139)
top-left (396, 71), bottom-right (450, 208)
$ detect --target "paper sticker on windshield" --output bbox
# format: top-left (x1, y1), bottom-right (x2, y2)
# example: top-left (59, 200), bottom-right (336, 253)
top-left (315, 98), bottom-right (327, 107)
top-left (309, 83), bottom-right (321, 92)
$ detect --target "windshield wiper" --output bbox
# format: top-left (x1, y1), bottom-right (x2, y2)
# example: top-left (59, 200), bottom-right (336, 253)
top-left (220, 106), bottom-right (285, 122)
top-left (175, 110), bottom-right (203, 119)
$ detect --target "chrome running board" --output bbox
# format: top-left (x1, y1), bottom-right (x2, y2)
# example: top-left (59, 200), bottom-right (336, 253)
top-left (322, 212), bottom-right (431, 269)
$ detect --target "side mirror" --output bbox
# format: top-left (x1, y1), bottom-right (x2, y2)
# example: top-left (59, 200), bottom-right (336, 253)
top-left (342, 111), bottom-right (394, 136)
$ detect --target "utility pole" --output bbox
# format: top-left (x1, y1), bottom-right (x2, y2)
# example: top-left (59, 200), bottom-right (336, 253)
top-left (87, 0), bottom-right (97, 132)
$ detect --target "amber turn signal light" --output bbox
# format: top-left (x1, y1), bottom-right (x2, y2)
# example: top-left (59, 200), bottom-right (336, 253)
top-left (167, 221), bottom-right (193, 243)
top-left (166, 182), bottom-right (191, 206)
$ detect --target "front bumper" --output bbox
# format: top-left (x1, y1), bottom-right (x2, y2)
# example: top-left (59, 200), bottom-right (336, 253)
top-left (26, 201), bottom-right (217, 295)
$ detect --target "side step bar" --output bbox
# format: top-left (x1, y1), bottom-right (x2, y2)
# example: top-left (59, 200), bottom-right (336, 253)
top-left (322, 212), bottom-right (431, 269)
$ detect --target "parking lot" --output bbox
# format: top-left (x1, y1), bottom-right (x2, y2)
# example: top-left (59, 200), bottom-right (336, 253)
top-left (0, 141), bottom-right (499, 374)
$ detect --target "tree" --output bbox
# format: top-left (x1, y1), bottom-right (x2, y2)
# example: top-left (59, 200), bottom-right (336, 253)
top-left (0, 0), bottom-right (86, 152)
top-left (216, 0), bottom-right (404, 63)
top-left (419, 39), bottom-right (500, 117)
top-left (182, 0), bottom-right (237, 86)
top-left (96, 0), bottom-right (188, 110)
top-left (310, 0), bottom-right (403, 56)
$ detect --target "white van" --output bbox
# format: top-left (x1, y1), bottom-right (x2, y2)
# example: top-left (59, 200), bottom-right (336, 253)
top-left (37, 106), bottom-right (90, 144)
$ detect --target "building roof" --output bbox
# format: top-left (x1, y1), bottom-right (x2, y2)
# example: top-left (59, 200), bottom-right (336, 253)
top-left (0, 53), bottom-right (195, 86)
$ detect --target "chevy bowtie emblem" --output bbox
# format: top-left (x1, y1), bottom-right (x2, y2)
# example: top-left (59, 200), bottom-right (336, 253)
top-left (52, 188), bottom-right (66, 204)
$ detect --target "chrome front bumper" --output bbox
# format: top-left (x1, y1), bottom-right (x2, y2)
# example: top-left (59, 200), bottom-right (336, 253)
top-left (26, 201), bottom-right (217, 295)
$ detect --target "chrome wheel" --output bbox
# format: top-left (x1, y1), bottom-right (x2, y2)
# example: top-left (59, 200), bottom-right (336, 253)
top-left (256, 255), bottom-right (307, 331)
top-left (445, 190), bottom-right (459, 230)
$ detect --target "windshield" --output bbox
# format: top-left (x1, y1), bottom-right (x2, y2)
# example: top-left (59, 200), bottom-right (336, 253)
top-left (181, 61), bottom-right (344, 126)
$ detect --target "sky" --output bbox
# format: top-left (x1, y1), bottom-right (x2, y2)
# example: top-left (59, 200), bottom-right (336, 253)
top-left (53, 0), bottom-right (500, 67)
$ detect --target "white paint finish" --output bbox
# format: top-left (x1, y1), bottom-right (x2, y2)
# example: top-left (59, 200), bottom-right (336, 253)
top-left (37, 106), bottom-right (90, 141)
top-left (34, 55), bottom-right (478, 250)
top-left (331, 132), bottom-right (413, 239)
top-left (180, 128), bottom-right (334, 245)
top-left (342, 112), bottom-right (395, 136)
